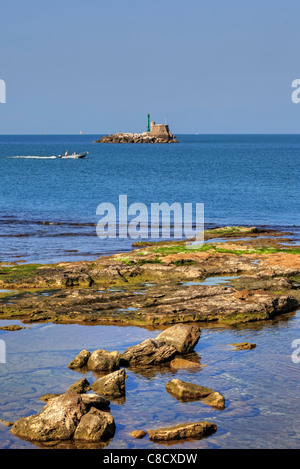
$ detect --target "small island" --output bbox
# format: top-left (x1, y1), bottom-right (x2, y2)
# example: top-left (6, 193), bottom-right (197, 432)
top-left (94, 116), bottom-right (179, 144)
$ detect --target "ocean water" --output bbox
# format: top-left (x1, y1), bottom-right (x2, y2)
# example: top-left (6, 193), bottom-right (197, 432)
top-left (0, 134), bottom-right (299, 263)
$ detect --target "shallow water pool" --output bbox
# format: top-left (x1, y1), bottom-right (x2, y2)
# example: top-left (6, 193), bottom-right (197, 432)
top-left (0, 310), bottom-right (300, 449)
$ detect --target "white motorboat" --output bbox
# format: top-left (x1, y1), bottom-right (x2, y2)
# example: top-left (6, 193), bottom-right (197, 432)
top-left (58, 152), bottom-right (89, 159)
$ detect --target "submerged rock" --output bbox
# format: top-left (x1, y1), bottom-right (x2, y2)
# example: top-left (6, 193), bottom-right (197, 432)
top-left (130, 430), bottom-right (147, 439)
top-left (169, 358), bottom-right (202, 369)
top-left (156, 323), bottom-right (201, 354)
top-left (87, 349), bottom-right (121, 372)
top-left (148, 421), bottom-right (217, 442)
top-left (120, 338), bottom-right (177, 367)
top-left (231, 342), bottom-right (256, 350)
top-left (166, 379), bottom-right (213, 400)
top-left (0, 325), bottom-right (25, 331)
top-left (90, 369), bottom-right (127, 398)
top-left (0, 419), bottom-right (13, 427)
top-left (166, 379), bottom-right (225, 409)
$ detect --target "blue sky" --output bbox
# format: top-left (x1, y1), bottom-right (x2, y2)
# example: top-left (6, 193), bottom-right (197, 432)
top-left (1, 0), bottom-right (300, 134)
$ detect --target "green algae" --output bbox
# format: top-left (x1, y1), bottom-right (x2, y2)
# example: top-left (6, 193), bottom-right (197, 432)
top-left (0, 264), bottom-right (40, 279)
top-left (151, 243), bottom-right (300, 257)
top-left (115, 257), bottom-right (162, 266)
top-left (204, 226), bottom-right (258, 236)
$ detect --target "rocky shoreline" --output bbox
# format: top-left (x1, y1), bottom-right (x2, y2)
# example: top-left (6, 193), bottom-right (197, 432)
top-left (1, 225), bottom-right (300, 447)
top-left (0, 226), bottom-right (299, 327)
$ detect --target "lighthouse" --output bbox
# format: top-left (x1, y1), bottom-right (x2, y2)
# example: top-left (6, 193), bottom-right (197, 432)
top-left (147, 113), bottom-right (150, 132)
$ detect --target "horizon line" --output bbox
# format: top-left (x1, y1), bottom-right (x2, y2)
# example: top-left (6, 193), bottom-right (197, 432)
top-left (1, 132), bottom-right (300, 136)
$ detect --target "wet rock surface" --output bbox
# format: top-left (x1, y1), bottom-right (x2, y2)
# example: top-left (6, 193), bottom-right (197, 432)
top-left (73, 408), bottom-right (115, 442)
top-left (68, 350), bottom-right (91, 369)
top-left (81, 393), bottom-right (110, 411)
top-left (166, 379), bottom-right (225, 409)
top-left (166, 379), bottom-right (214, 400)
top-left (156, 324), bottom-right (201, 354)
top-left (148, 421), bottom-right (217, 442)
top-left (87, 349), bottom-right (121, 372)
top-left (120, 338), bottom-right (177, 366)
top-left (0, 227), bottom-right (298, 328)
top-left (90, 369), bottom-right (127, 398)
top-left (68, 378), bottom-right (91, 394)
top-left (202, 392), bottom-right (225, 409)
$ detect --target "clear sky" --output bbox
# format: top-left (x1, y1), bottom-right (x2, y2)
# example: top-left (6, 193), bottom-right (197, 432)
top-left (1, 0), bottom-right (300, 134)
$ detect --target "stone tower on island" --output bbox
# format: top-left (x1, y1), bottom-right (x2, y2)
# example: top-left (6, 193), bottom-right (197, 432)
top-left (149, 120), bottom-right (173, 140)
top-left (95, 115), bottom-right (178, 143)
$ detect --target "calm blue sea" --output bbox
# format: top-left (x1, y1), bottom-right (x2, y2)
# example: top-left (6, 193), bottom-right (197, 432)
top-left (0, 134), bottom-right (299, 263)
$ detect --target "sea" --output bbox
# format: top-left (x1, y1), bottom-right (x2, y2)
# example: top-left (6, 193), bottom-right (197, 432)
top-left (0, 134), bottom-right (299, 450)
top-left (0, 134), bottom-right (299, 264)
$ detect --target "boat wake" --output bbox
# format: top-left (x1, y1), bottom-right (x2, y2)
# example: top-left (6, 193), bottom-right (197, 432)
top-left (6, 155), bottom-right (57, 159)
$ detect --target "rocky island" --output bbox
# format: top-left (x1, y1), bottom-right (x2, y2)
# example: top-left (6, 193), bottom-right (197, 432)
top-left (94, 120), bottom-right (179, 144)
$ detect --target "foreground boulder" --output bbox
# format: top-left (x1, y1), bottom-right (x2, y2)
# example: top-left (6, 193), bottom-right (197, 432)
top-left (148, 421), bottom-right (217, 442)
top-left (81, 393), bottom-right (110, 410)
top-left (87, 349), bottom-right (121, 372)
top-left (156, 324), bottom-right (201, 354)
top-left (68, 349), bottom-right (91, 369)
top-left (10, 392), bottom-right (115, 443)
top-left (11, 392), bottom-right (87, 442)
top-left (73, 408), bottom-right (115, 441)
top-left (68, 378), bottom-right (90, 394)
top-left (120, 338), bottom-right (177, 367)
top-left (90, 369), bottom-right (127, 398)
top-left (166, 379), bottom-right (225, 409)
